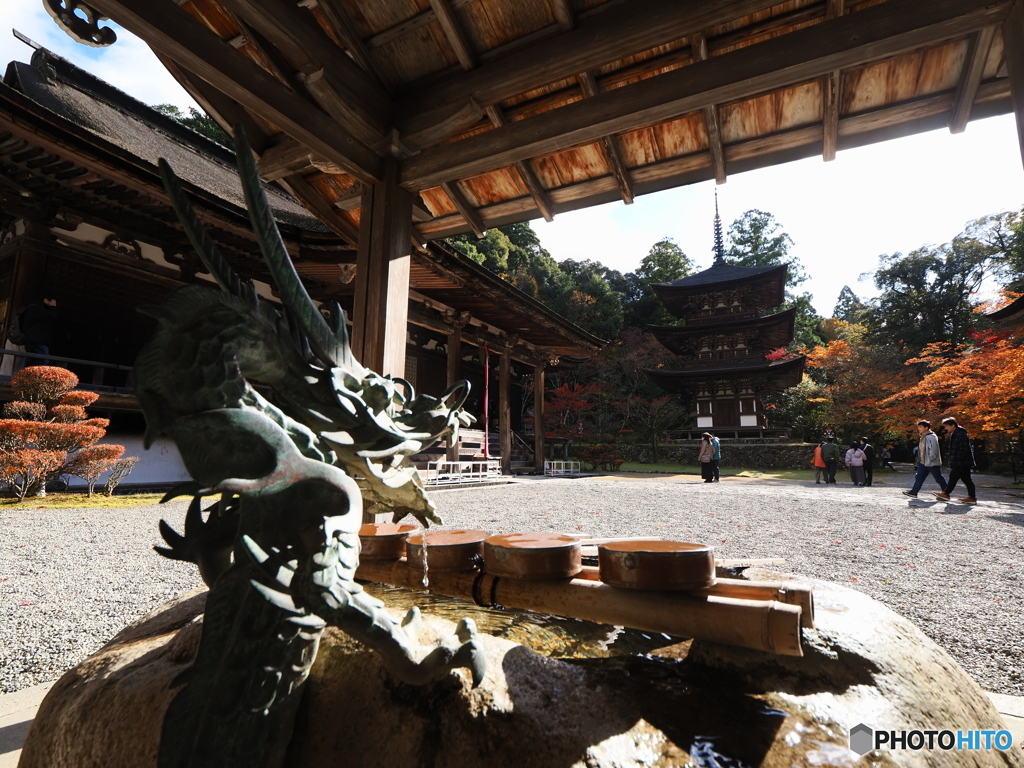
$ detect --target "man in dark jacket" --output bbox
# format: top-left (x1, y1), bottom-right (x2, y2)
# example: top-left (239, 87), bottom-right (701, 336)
top-left (934, 417), bottom-right (977, 503)
top-left (859, 437), bottom-right (875, 487)
top-left (820, 434), bottom-right (841, 484)
top-left (19, 296), bottom-right (59, 366)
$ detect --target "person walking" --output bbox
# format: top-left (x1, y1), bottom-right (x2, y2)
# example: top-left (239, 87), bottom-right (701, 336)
top-left (859, 437), bottom-right (875, 486)
top-left (903, 420), bottom-right (947, 498)
top-left (710, 433), bottom-right (721, 482)
top-left (810, 443), bottom-right (826, 484)
top-left (933, 417), bottom-right (977, 504)
top-left (698, 433), bottom-right (715, 483)
top-left (820, 433), bottom-right (841, 484)
top-left (882, 445), bottom-right (897, 471)
top-left (845, 441), bottom-right (867, 486)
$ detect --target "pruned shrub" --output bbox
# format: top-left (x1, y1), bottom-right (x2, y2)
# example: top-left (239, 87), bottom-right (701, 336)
top-left (103, 456), bottom-right (139, 496)
top-left (64, 443), bottom-right (125, 497)
top-left (0, 366), bottom-right (138, 499)
top-left (48, 404), bottom-right (89, 423)
top-left (2, 401), bottom-right (46, 421)
top-left (10, 366), bottom-right (79, 404)
top-left (59, 391), bottom-right (100, 407)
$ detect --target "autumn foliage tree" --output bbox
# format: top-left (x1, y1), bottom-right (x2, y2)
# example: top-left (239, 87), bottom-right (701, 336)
top-left (884, 322), bottom-right (1024, 435)
top-left (0, 366), bottom-right (135, 499)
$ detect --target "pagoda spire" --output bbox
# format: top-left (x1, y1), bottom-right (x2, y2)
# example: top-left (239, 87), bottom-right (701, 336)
top-left (713, 189), bottom-right (726, 264)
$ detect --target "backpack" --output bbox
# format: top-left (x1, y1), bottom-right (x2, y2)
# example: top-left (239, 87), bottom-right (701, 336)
top-left (7, 312), bottom-right (25, 345)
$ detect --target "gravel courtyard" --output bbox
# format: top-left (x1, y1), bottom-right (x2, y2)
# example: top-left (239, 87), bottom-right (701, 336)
top-left (2, 472), bottom-right (1022, 696)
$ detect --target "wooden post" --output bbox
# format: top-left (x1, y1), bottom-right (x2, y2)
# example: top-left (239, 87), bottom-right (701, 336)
top-left (445, 310), bottom-right (470, 461)
top-left (499, 338), bottom-right (513, 475)
top-left (533, 358), bottom-right (547, 475)
top-left (1004, 1), bottom-right (1024, 169)
top-left (351, 157), bottom-right (411, 379)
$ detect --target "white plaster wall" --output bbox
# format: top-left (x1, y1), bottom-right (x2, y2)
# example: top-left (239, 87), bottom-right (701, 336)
top-left (63, 434), bottom-right (190, 489)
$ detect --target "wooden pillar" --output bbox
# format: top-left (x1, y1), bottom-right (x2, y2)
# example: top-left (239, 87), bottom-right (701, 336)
top-left (499, 340), bottom-right (512, 475)
top-left (351, 158), bottom-right (412, 379)
top-left (1004, 1), bottom-right (1024, 169)
top-left (533, 360), bottom-right (546, 474)
top-left (444, 310), bottom-right (470, 461)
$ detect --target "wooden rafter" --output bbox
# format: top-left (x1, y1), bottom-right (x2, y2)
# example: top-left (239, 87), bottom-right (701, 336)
top-left (578, 71), bottom-right (634, 203)
top-left (691, 31), bottom-right (726, 184)
top-left (307, 0), bottom-right (391, 90)
top-left (412, 79), bottom-right (1012, 240)
top-left (950, 25), bottom-right (998, 132)
top-left (441, 180), bottom-right (487, 237)
top-left (821, 0), bottom-right (844, 162)
top-left (550, 0), bottom-right (574, 31)
top-left (87, 0), bottom-right (383, 184)
top-left (484, 105), bottom-right (554, 222)
top-left (400, 0), bottom-right (1012, 190)
top-left (367, 0), bottom-right (476, 49)
top-left (428, 0), bottom-right (477, 70)
top-left (396, 0), bottom-right (786, 143)
top-left (217, 0), bottom-right (388, 113)
top-left (1003, 0), bottom-right (1024, 166)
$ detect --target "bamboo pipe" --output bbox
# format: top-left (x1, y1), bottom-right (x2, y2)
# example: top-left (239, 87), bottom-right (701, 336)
top-left (357, 559), bottom-right (804, 657)
top-left (573, 566), bottom-right (815, 629)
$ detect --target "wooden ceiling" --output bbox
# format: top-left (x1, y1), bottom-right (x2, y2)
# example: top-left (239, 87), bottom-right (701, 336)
top-left (74, 0), bottom-right (1019, 246)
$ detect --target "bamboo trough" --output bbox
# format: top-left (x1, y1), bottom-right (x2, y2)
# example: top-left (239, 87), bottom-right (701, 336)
top-left (356, 558), bottom-right (807, 657)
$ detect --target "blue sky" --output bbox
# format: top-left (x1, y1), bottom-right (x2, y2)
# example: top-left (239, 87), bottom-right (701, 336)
top-left (4, 8), bottom-right (1023, 316)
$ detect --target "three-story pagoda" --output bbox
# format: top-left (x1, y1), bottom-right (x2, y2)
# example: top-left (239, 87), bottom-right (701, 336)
top-left (644, 200), bottom-right (805, 435)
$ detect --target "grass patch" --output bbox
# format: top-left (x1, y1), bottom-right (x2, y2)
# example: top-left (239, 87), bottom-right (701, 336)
top-left (1, 492), bottom-right (167, 509)
top-left (614, 462), bottom-right (814, 482)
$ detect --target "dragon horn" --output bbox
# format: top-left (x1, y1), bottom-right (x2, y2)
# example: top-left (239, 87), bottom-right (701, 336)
top-left (157, 158), bottom-right (243, 297)
top-left (232, 126), bottom-right (343, 368)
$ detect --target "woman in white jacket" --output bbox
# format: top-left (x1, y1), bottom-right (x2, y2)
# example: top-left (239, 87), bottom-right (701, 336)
top-left (845, 441), bottom-right (867, 486)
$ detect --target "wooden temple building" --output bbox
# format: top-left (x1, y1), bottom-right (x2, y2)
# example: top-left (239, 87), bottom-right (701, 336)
top-left (645, 202), bottom-right (805, 435)
top-left (0, 48), bottom-right (603, 476)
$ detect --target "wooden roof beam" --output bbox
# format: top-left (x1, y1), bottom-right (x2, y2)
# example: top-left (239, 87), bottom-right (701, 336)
top-left (578, 71), bottom-right (634, 203)
top-left (397, 0), bottom-right (787, 144)
top-left (88, 0), bottom-right (383, 184)
top-left (691, 32), bottom-right (726, 184)
top-left (401, 0), bottom-right (1012, 190)
top-left (950, 25), bottom-right (998, 132)
top-left (441, 180), bottom-right (487, 238)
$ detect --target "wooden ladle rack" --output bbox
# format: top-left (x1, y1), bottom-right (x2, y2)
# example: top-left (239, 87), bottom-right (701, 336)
top-left (356, 525), bottom-right (812, 657)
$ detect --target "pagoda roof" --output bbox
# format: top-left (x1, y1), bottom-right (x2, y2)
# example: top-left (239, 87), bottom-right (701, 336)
top-left (648, 307), bottom-right (796, 355)
top-left (986, 293), bottom-right (1024, 329)
top-left (644, 354), bottom-right (806, 394)
top-left (653, 260), bottom-right (788, 319)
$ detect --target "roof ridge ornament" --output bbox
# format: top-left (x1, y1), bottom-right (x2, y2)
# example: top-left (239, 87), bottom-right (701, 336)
top-left (42, 0), bottom-right (117, 48)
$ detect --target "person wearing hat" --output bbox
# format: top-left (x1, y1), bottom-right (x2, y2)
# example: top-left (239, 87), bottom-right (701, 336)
top-left (698, 433), bottom-right (715, 483)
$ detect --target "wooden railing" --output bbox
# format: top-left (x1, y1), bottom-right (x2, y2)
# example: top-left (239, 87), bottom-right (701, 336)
top-left (0, 350), bottom-right (133, 392)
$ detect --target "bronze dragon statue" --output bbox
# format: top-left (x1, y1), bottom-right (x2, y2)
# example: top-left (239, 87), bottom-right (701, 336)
top-left (136, 129), bottom-right (485, 768)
